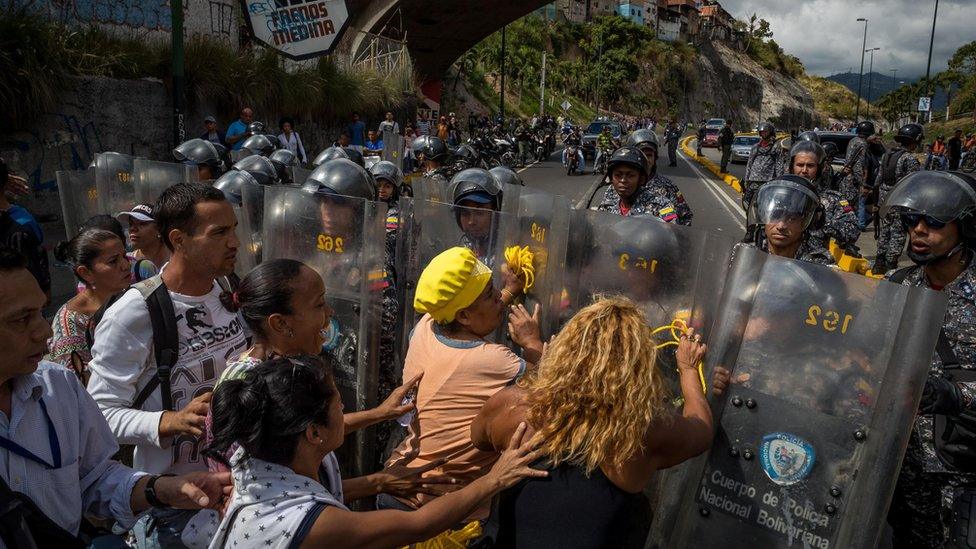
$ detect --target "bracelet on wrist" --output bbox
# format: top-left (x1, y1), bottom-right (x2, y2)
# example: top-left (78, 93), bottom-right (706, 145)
top-left (145, 474), bottom-right (176, 508)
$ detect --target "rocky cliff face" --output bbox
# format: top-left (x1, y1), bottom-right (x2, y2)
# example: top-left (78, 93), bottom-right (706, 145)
top-left (686, 41), bottom-right (820, 130)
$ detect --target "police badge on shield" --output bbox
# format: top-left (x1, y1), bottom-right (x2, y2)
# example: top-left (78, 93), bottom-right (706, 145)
top-left (760, 433), bottom-right (815, 486)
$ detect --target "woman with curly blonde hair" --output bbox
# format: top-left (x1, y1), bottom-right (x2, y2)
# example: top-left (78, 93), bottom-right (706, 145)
top-left (471, 296), bottom-right (713, 548)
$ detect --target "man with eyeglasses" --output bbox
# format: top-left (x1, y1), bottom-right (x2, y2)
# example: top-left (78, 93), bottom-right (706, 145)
top-left (883, 171), bottom-right (976, 548)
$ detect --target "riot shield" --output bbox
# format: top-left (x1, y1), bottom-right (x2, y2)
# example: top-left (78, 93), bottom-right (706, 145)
top-left (287, 166), bottom-right (311, 186)
top-left (497, 185), bottom-right (571, 339)
top-left (57, 168), bottom-right (99, 237)
top-left (648, 244), bottom-right (948, 549)
top-left (262, 185), bottom-right (387, 478)
top-left (94, 152), bottom-right (137, 215)
top-left (132, 159), bottom-right (199, 206)
top-left (229, 149), bottom-right (248, 164)
top-left (382, 130), bottom-right (404, 169)
top-left (397, 198), bottom-right (512, 356)
top-left (561, 209), bottom-right (735, 335)
top-left (413, 175), bottom-right (451, 204)
top-left (234, 180), bottom-right (267, 277)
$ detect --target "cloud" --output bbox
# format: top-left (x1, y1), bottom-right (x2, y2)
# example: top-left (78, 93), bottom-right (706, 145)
top-left (718, 0), bottom-right (973, 79)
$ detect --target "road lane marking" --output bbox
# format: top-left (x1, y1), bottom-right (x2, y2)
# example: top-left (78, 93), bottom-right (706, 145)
top-left (680, 151), bottom-right (746, 230)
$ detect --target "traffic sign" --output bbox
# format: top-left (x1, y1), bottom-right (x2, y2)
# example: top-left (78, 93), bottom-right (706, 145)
top-left (917, 96), bottom-right (932, 113)
top-left (561, 100), bottom-right (572, 112)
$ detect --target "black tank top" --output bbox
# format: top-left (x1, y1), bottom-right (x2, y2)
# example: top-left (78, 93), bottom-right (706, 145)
top-left (486, 460), bottom-right (645, 549)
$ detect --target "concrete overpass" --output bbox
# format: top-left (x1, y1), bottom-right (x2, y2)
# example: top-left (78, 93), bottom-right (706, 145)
top-left (347, 0), bottom-right (551, 80)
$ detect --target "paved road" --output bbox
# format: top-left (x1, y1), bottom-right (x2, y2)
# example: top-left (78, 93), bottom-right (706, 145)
top-left (517, 146), bottom-right (746, 239)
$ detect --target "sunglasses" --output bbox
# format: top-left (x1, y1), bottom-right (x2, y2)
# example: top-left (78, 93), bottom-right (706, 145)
top-left (900, 213), bottom-right (948, 230)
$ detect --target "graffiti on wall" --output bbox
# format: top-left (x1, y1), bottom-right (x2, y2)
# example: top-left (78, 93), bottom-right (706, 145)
top-left (13, 0), bottom-right (173, 31)
top-left (3, 114), bottom-right (104, 192)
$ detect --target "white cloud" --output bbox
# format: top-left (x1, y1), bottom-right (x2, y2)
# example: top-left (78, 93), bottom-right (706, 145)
top-left (718, 0), bottom-right (974, 79)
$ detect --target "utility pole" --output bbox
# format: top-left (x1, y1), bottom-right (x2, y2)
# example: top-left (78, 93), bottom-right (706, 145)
top-left (854, 18), bottom-right (868, 123)
top-left (500, 25), bottom-right (507, 122)
top-left (890, 68), bottom-right (898, 126)
top-left (923, 0), bottom-right (939, 123)
top-left (539, 51), bottom-right (547, 117)
top-left (171, 0), bottom-right (185, 147)
top-left (865, 47), bottom-right (880, 118)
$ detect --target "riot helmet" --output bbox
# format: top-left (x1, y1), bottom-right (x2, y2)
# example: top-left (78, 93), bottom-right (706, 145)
top-left (452, 144), bottom-right (480, 170)
top-left (232, 155), bottom-right (278, 186)
top-left (212, 170), bottom-right (257, 205)
top-left (312, 146), bottom-right (349, 167)
top-left (881, 171), bottom-right (976, 264)
top-left (607, 215), bottom-right (682, 312)
top-left (369, 160), bottom-right (404, 203)
top-left (626, 129), bottom-right (660, 152)
top-left (757, 121), bottom-right (776, 139)
top-left (893, 123), bottom-right (924, 147)
top-left (822, 141), bottom-right (838, 159)
top-left (855, 120), bottom-right (876, 137)
top-left (240, 134), bottom-right (276, 157)
top-left (796, 131), bottom-right (820, 144)
top-left (412, 135), bottom-right (450, 163)
top-left (750, 174), bottom-right (823, 232)
top-left (173, 138), bottom-right (225, 177)
top-left (341, 147), bottom-right (366, 168)
top-left (301, 158), bottom-right (376, 201)
top-left (606, 146), bottom-right (649, 180)
top-left (489, 166), bottom-right (523, 187)
top-left (450, 167), bottom-right (503, 210)
top-left (268, 148), bottom-right (299, 183)
top-left (248, 121), bottom-right (265, 134)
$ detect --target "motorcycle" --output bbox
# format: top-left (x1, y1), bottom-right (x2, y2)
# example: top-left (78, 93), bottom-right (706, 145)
top-left (566, 144), bottom-right (581, 176)
top-left (594, 147), bottom-right (612, 175)
top-left (962, 152), bottom-right (976, 174)
top-left (534, 132), bottom-right (547, 162)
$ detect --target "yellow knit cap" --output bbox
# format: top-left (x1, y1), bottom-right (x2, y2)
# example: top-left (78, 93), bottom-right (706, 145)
top-left (414, 247), bottom-right (493, 323)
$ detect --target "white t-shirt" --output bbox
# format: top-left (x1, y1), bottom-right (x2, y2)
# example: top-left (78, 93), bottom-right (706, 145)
top-left (378, 120), bottom-right (400, 135)
top-left (87, 276), bottom-right (247, 475)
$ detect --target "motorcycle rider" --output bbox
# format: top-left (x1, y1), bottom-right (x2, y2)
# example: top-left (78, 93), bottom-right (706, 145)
top-left (741, 121), bottom-right (782, 242)
top-left (563, 127), bottom-right (585, 174)
top-left (788, 140), bottom-right (859, 256)
top-left (515, 119), bottom-right (533, 168)
top-left (595, 125), bottom-right (617, 174)
top-left (869, 123), bottom-right (924, 274)
top-left (882, 171), bottom-right (976, 548)
top-left (927, 135), bottom-right (949, 171)
top-left (624, 129), bottom-right (693, 226)
top-left (747, 174), bottom-right (836, 266)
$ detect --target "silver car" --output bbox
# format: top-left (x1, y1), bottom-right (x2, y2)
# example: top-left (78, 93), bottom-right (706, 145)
top-left (730, 135), bottom-right (760, 164)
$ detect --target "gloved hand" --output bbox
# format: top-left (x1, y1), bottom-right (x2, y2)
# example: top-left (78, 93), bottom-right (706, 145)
top-left (919, 376), bottom-right (965, 416)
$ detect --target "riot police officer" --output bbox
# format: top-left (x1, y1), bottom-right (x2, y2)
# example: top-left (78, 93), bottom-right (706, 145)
top-left (488, 166), bottom-right (523, 187)
top-left (742, 121), bottom-right (782, 212)
top-left (839, 120), bottom-right (875, 208)
top-left (870, 123), bottom-right (924, 274)
top-left (748, 174), bottom-right (836, 266)
top-left (788, 140), bottom-right (859, 254)
top-left (450, 167), bottom-right (503, 267)
top-left (883, 171), bottom-right (976, 549)
top-left (413, 135), bottom-right (453, 196)
top-left (173, 137), bottom-right (227, 180)
top-left (624, 129), bottom-right (693, 226)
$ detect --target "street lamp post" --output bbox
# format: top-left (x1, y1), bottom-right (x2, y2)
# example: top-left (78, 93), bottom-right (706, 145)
top-left (865, 47), bottom-right (880, 118)
top-left (171, 0), bottom-right (185, 147)
top-left (854, 18), bottom-right (868, 123)
top-left (923, 0), bottom-right (940, 123)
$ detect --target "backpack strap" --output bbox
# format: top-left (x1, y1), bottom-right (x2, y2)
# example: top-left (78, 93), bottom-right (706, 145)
top-left (888, 266), bottom-right (960, 367)
top-left (132, 276), bottom-right (180, 411)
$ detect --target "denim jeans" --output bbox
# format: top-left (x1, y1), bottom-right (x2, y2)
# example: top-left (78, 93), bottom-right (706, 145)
top-left (858, 196), bottom-right (870, 229)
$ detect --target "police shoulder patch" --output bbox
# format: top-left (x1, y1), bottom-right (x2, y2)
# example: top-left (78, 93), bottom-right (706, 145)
top-left (760, 432), bottom-right (815, 486)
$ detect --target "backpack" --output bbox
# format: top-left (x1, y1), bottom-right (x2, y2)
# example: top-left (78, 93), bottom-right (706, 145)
top-left (879, 148), bottom-right (907, 189)
top-left (0, 474), bottom-right (86, 549)
top-left (890, 267), bottom-right (976, 471)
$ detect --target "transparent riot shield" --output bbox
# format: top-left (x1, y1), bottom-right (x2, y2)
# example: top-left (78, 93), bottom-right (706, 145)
top-left (229, 149), bottom-right (248, 164)
top-left (648, 244), bottom-right (948, 549)
top-left (57, 168), bottom-right (99, 237)
top-left (397, 198), bottom-right (512, 356)
top-left (413, 175), bottom-right (451, 204)
top-left (287, 166), bottom-right (311, 186)
top-left (233, 180), bottom-right (268, 277)
top-left (382, 131), bottom-right (404, 170)
top-left (497, 185), bottom-right (571, 340)
top-left (561, 209), bottom-right (735, 336)
top-left (94, 152), bottom-right (137, 216)
top-left (262, 185), bottom-right (387, 478)
top-left (133, 159), bottom-right (199, 206)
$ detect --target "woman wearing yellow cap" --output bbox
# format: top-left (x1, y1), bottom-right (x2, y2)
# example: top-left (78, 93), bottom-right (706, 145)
top-left (382, 247), bottom-right (545, 519)
top-left (471, 297), bottom-right (713, 546)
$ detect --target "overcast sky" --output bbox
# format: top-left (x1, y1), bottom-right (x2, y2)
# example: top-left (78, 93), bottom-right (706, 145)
top-left (718, 0), bottom-right (973, 80)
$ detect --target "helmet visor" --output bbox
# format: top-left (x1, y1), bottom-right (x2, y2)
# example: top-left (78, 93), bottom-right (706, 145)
top-left (753, 181), bottom-right (819, 230)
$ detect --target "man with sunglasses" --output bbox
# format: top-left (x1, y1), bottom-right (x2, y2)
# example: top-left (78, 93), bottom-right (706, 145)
top-left (747, 174), bottom-right (836, 266)
top-left (870, 123), bottom-right (923, 275)
top-left (883, 171), bottom-right (976, 548)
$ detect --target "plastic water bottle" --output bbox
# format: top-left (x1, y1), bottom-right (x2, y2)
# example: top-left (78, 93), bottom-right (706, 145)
top-left (397, 392), bottom-right (416, 427)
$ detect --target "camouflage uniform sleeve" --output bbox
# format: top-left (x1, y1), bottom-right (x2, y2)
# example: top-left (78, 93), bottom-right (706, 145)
top-left (901, 153), bottom-right (922, 176)
top-left (823, 192), bottom-right (860, 247)
top-left (745, 146), bottom-right (756, 180)
top-left (773, 148), bottom-right (784, 179)
top-left (657, 176), bottom-right (693, 225)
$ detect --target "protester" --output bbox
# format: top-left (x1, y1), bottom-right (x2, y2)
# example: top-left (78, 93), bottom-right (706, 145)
top-left (365, 130), bottom-right (384, 155)
top-left (77, 214), bottom-right (157, 284)
top-left (225, 107), bottom-right (254, 151)
top-left (437, 115), bottom-right (450, 142)
top-left (277, 117), bottom-right (308, 165)
top-left (381, 247), bottom-right (541, 519)
top-left (0, 158), bottom-right (50, 300)
top-left (200, 116), bottom-right (226, 148)
top-left (117, 204), bottom-right (170, 271)
top-left (86, 183), bottom-right (245, 547)
top-left (0, 246), bottom-right (232, 547)
top-left (403, 123), bottom-right (419, 173)
top-left (347, 112), bottom-right (367, 151)
top-left (471, 296), bottom-right (712, 546)
top-left (378, 111), bottom-right (400, 135)
top-left (46, 229), bottom-right (130, 379)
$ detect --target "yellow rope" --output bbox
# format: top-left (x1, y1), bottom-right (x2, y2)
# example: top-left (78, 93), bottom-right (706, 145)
top-left (505, 245), bottom-right (536, 292)
top-left (652, 318), bottom-right (706, 393)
